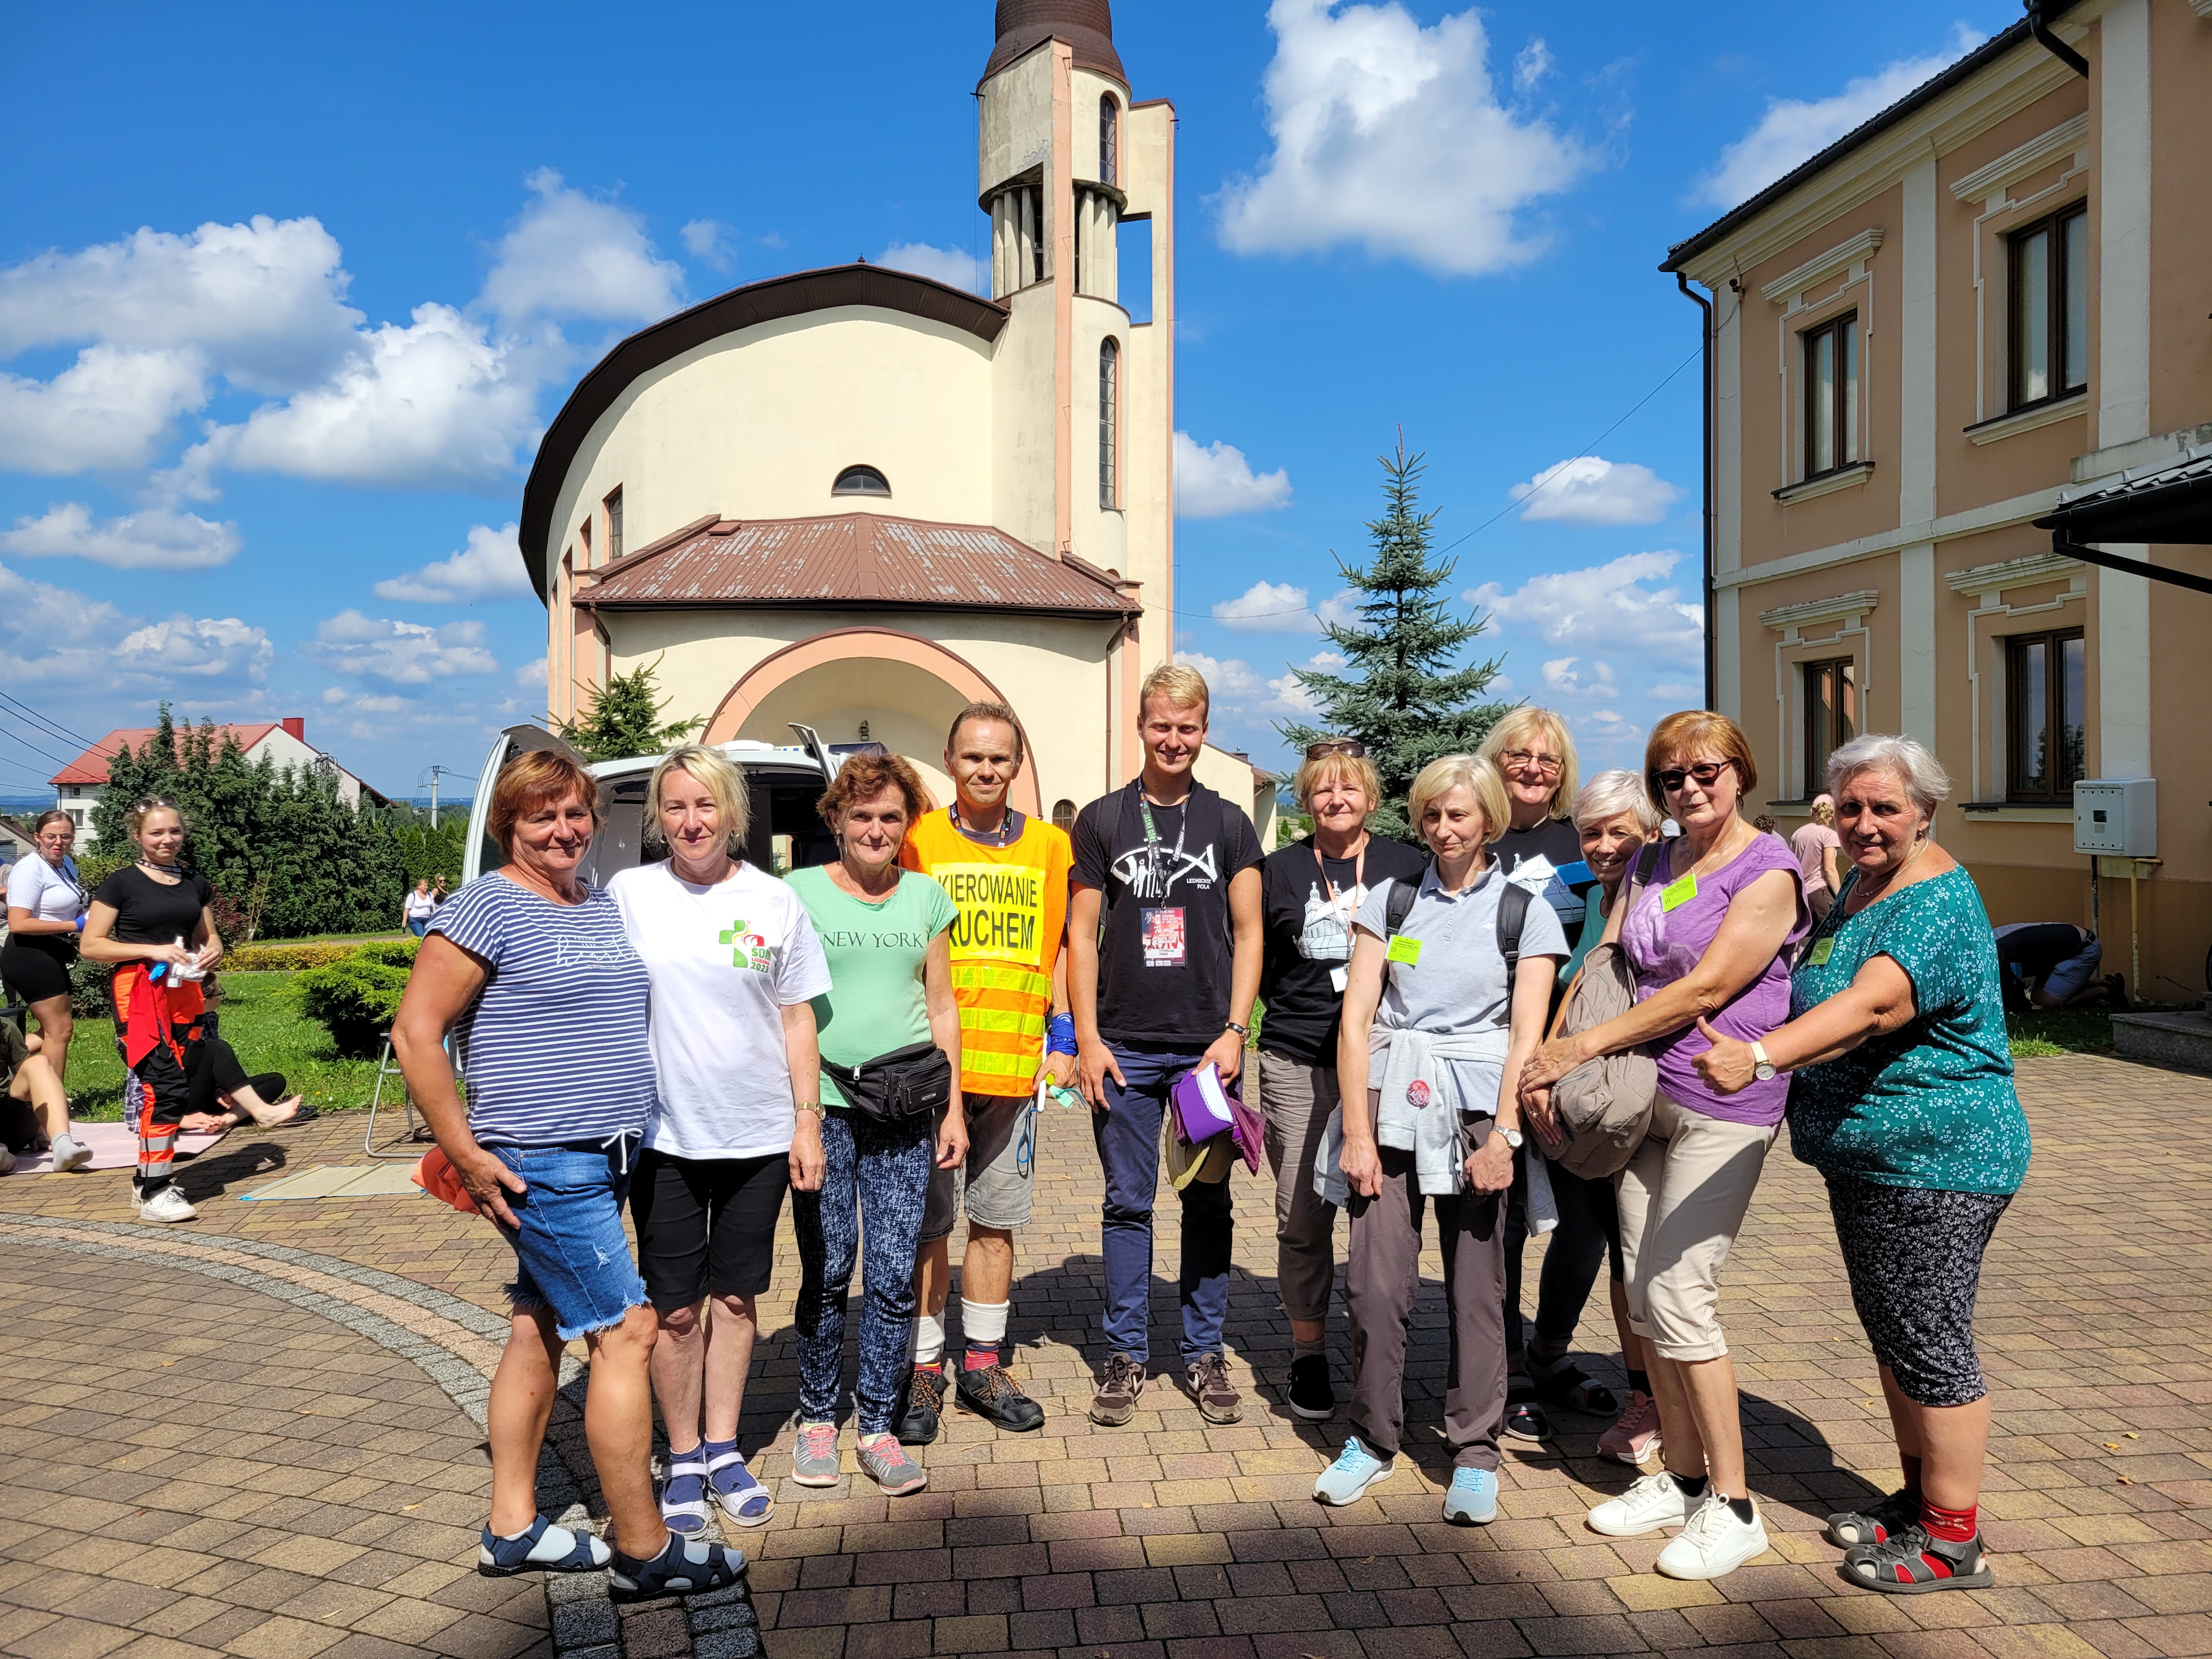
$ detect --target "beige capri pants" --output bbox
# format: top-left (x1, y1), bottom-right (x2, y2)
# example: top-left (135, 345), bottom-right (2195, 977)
top-left (1616, 1090), bottom-right (1778, 1363)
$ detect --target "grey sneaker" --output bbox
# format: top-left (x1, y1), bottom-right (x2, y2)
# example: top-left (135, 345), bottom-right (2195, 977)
top-left (788, 1419), bottom-right (840, 1487)
top-left (1185, 1352), bottom-right (1242, 1424)
top-left (1090, 1353), bottom-right (1145, 1426)
top-left (855, 1433), bottom-right (928, 1497)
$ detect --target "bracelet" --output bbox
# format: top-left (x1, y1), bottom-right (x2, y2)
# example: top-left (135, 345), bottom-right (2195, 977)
top-left (793, 1100), bottom-right (825, 1119)
top-left (1224, 1020), bottom-right (1249, 1037)
top-left (1047, 1013), bottom-right (1077, 1055)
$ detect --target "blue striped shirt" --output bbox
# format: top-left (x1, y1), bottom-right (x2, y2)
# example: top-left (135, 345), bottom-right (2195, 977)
top-left (430, 873), bottom-right (656, 1147)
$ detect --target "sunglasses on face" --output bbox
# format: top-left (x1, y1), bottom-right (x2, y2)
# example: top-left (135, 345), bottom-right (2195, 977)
top-left (1499, 748), bottom-right (1563, 777)
top-left (1651, 760), bottom-right (1733, 794)
top-left (1304, 738), bottom-right (1366, 760)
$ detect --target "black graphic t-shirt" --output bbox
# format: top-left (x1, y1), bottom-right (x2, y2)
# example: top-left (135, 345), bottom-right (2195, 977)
top-left (1073, 781), bottom-right (1262, 1049)
top-left (1257, 834), bottom-right (1430, 1067)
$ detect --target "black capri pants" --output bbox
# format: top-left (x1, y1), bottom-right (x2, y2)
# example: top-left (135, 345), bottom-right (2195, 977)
top-left (1827, 1172), bottom-right (2012, 1408)
top-left (629, 1147), bottom-right (790, 1310)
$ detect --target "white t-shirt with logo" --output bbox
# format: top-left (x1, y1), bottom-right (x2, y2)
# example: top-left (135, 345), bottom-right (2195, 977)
top-left (608, 860), bottom-right (834, 1160)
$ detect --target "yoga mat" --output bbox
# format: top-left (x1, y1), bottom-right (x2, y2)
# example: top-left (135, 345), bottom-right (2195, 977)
top-left (240, 1164), bottom-right (425, 1202)
top-left (6, 1120), bottom-right (224, 1175)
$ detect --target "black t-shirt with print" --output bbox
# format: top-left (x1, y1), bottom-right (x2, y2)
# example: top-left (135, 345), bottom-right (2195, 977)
top-left (1257, 834), bottom-right (1429, 1068)
top-left (1495, 818), bottom-right (1594, 938)
top-left (91, 866), bottom-right (214, 946)
top-left (1072, 781), bottom-right (1262, 1050)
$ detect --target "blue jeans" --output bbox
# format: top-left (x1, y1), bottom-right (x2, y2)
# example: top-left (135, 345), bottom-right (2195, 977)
top-left (490, 1138), bottom-right (647, 1341)
top-left (1092, 1043), bottom-right (1233, 1365)
top-left (792, 1109), bottom-right (933, 1434)
top-left (407, 918), bottom-right (431, 938)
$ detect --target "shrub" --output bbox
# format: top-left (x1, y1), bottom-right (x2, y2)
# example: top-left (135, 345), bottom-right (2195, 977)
top-left (293, 956), bottom-right (412, 1058)
top-left (225, 942), bottom-right (360, 972)
top-left (69, 953), bottom-right (111, 1019)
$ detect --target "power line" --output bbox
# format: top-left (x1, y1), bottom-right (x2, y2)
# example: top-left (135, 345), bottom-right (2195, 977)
top-left (0, 720), bottom-right (74, 770)
top-left (0, 691), bottom-right (94, 751)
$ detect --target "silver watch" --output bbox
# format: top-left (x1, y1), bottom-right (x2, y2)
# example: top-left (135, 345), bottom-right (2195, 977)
top-left (1497, 1126), bottom-right (1524, 1149)
top-left (1751, 1040), bottom-right (1777, 1082)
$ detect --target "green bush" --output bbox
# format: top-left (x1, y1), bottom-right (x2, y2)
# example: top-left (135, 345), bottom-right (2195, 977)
top-left (293, 955), bottom-right (412, 1058)
top-left (69, 953), bottom-right (111, 1018)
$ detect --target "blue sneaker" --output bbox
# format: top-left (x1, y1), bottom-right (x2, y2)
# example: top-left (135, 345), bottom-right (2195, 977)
top-left (1443, 1467), bottom-right (1499, 1525)
top-left (1313, 1435), bottom-right (1395, 1506)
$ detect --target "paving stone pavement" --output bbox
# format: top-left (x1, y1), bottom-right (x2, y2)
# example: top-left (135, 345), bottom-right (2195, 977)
top-left (3, 1052), bottom-right (2210, 1659)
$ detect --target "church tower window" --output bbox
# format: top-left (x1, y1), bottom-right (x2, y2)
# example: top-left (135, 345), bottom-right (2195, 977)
top-left (1100, 96), bottom-right (1119, 188)
top-left (832, 464), bottom-right (892, 498)
top-left (1098, 339), bottom-right (1120, 511)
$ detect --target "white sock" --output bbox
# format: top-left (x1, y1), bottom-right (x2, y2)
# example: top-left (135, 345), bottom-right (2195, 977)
top-left (960, 1297), bottom-right (1009, 1350)
top-left (911, 1310), bottom-right (945, 1368)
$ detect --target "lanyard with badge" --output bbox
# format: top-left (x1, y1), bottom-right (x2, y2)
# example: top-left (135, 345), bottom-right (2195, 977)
top-left (1138, 791), bottom-right (1187, 967)
top-left (1313, 838), bottom-right (1365, 993)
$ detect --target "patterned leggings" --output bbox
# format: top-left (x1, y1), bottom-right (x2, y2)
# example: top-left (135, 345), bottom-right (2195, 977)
top-left (1827, 1173), bottom-right (2012, 1408)
top-left (792, 1109), bottom-right (934, 1435)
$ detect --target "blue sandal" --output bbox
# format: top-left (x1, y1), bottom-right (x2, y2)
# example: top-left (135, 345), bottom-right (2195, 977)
top-left (477, 1516), bottom-right (613, 1577)
top-left (658, 1448), bottom-right (711, 1537)
top-left (609, 1532), bottom-right (747, 1602)
top-left (704, 1446), bottom-right (775, 1528)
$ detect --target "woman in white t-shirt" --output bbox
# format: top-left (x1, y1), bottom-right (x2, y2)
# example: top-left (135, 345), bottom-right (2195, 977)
top-left (4, 812), bottom-right (89, 1149)
top-left (402, 878), bottom-right (438, 937)
top-left (608, 744), bottom-right (831, 1539)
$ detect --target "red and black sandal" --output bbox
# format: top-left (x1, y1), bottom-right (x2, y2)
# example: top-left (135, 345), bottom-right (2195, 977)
top-left (1823, 1487), bottom-right (1919, 1548)
top-left (1841, 1523), bottom-right (1994, 1594)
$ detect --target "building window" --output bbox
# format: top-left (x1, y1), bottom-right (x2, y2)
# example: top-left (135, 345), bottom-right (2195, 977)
top-left (604, 487), bottom-right (623, 560)
top-left (1052, 798), bottom-right (1077, 832)
top-left (832, 464), bottom-right (892, 498)
top-left (1098, 339), bottom-right (1120, 510)
top-left (1099, 96), bottom-right (1119, 187)
top-left (1803, 657), bottom-right (1858, 798)
top-left (1801, 312), bottom-right (1860, 478)
top-left (2010, 203), bottom-right (2087, 411)
top-left (2008, 627), bottom-right (2086, 802)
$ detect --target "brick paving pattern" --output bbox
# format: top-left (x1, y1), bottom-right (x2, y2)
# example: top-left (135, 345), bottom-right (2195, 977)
top-left (3, 1052), bottom-right (2210, 1658)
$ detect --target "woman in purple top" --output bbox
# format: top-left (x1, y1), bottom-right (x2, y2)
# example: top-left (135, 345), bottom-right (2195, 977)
top-left (1520, 710), bottom-right (1805, 1584)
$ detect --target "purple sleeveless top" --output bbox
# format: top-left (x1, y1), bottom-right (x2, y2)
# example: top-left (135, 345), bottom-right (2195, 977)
top-left (1618, 832), bottom-right (1808, 1127)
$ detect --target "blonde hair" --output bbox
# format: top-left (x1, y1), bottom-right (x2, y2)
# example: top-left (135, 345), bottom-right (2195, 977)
top-left (1406, 754), bottom-right (1511, 849)
top-left (648, 744), bottom-right (752, 853)
top-left (1643, 709), bottom-right (1758, 812)
top-left (1573, 769), bottom-right (1662, 835)
top-left (126, 794), bottom-right (187, 842)
top-left (1291, 747), bottom-right (1382, 813)
top-left (1138, 662), bottom-right (1210, 721)
top-left (1810, 793), bottom-right (1837, 827)
top-left (1479, 707), bottom-right (1580, 820)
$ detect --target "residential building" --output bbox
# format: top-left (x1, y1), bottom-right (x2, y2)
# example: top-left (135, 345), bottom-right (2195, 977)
top-left (520, 2), bottom-right (1277, 839)
top-left (50, 718), bottom-right (377, 847)
top-left (1662, 0), bottom-right (2211, 1001)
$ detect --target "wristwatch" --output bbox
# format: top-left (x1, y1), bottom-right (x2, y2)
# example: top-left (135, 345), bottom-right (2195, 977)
top-left (793, 1100), bottom-right (825, 1119)
top-left (1223, 1020), bottom-right (1249, 1037)
top-left (1497, 1126), bottom-right (1524, 1149)
top-left (1750, 1041), bottom-right (1777, 1082)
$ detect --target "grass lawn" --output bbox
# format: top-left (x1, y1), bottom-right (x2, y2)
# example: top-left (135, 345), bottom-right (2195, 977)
top-left (63, 971), bottom-right (386, 1120)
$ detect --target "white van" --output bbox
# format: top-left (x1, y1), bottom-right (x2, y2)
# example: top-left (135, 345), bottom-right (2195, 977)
top-left (460, 722), bottom-right (869, 887)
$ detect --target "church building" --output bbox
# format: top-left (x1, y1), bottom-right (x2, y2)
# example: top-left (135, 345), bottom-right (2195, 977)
top-left (521, 1), bottom-right (1274, 835)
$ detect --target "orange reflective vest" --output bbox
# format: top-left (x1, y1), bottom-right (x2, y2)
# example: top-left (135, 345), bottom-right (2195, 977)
top-left (900, 809), bottom-right (1071, 1100)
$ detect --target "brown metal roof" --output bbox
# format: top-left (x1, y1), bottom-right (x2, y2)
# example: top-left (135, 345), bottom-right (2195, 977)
top-left (986, 0), bottom-right (1123, 82)
top-left (573, 513), bottom-right (1139, 618)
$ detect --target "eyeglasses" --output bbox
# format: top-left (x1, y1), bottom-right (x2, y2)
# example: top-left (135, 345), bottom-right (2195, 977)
top-left (1304, 739), bottom-right (1367, 760)
top-left (1499, 749), bottom-right (1563, 777)
top-left (1651, 760), bottom-right (1733, 794)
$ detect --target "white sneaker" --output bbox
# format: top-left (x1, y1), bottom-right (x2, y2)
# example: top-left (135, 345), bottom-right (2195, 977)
top-left (135, 1185), bottom-right (199, 1224)
top-left (1656, 1492), bottom-right (1770, 1580)
top-left (1586, 1469), bottom-right (1694, 1537)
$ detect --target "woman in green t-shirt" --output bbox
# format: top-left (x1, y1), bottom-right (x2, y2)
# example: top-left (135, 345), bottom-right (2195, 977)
top-left (786, 753), bottom-right (967, 1500)
top-left (1695, 734), bottom-right (2028, 1602)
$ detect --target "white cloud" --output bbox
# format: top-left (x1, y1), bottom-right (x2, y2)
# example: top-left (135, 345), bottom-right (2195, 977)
top-left (321, 686), bottom-right (347, 703)
top-left (113, 615), bottom-right (274, 682)
top-left (374, 521), bottom-right (531, 602)
top-left (481, 169), bottom-right (686, 324)
top-left (0, 345), bottom-right (207, 473)
top-left (1175, 430), bottom-right (1293, 518)
top-left (305, 609), bottom-right (499, 684)
top-left (1316, 588), bottom-right (1361, 629)
top-left (1468, 550), bottom-right (1703, 657)
top-left (1541, 656), bottom-right (1619, 699)
top-left (515, 657), bottom-right (550, 688)
top-left (1215, 0), bottom-right (1594, 276)
top-left (1697, 26), bottom-right (1986, 208)
top-left (0, 502), bottom-right (241, 570)
top-left (1211, 579), bottom-right (1317, 633)
top-left (681, 218), bottom-right (736, 273)
top-left (1513, 37), bottom-right (1553, 94)
top-left (1174, 647), bottom-right (1340, 720)
top-left (1510, 455), bottom-right (1683, 525)
top-left (351, 694), bottom-right (406, 714)
top-left (876, 242), bottom-right (987, 295)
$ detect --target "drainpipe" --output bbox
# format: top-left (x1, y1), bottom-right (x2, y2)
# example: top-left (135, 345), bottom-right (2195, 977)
top-left (1676, 271), bottom-right (1718, 711)
top-left (2027, 0), bottom-right (2089, 77)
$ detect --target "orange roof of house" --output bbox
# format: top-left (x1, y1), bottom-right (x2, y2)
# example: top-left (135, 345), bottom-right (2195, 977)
top-left (50, 723), bottom-right (281, 787)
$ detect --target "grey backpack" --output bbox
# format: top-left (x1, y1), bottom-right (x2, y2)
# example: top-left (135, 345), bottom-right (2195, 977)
top-left (1548, 842), bottom-right (1664, 1179)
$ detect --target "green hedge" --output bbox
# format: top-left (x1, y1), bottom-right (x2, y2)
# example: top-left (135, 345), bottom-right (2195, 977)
top-left (291, 939), bottom-right (419, 1058)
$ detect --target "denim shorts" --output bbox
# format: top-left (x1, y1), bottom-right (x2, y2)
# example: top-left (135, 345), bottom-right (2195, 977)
top-left (490, 1138), bottom-right (648, 1340)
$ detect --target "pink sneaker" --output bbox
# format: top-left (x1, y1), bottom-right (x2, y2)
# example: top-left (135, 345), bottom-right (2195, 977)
top-left (1599, 1389), bottom-right (1662, 1465)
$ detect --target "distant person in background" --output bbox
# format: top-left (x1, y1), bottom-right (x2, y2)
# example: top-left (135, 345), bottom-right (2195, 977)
top-left (1751, 815), bottom-right (1785, 843)
top-left (1993, 922), bottom-right (2118, 1009)
top-left (0, 1023), bottom-right (79, 1175)
top-left (5, 811), bottom-right (88, 1162)
top-left (431, 874), bottom-right (450, 907)
top-left (1790, 796), bottom-right (1844, 925)
top-left (403, 878), bottom-right (437, 938)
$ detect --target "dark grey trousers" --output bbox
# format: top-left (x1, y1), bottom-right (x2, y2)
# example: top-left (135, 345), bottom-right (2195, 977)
top-left (1343, 1124), bottom-right (1509, 1470)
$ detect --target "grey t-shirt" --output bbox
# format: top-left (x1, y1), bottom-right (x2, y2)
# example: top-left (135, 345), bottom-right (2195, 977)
top-left (1354, 863), bottom-right (1569, 1035)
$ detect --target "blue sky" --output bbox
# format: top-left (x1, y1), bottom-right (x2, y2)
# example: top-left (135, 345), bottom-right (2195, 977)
top-left (0, 0), bottom-right (2013, 797)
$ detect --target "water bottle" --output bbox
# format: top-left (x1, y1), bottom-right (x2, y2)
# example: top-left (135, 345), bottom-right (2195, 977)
top-left (171, 934), bottom-right (203, 983)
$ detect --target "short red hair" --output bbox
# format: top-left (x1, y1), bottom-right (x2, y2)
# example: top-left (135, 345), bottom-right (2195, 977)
top-left (1643, 710), bottom-right (1758, 812)
top-left (816, 752), bottom-right (935, 828)
top-left (488, 749), bottom-right (601, 853)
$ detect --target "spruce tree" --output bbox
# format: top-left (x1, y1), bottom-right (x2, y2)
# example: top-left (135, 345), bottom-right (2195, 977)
top-left (558, 658), bottom-right (703, 763)
top-left (1279, 437), bottom-right (1514, 838)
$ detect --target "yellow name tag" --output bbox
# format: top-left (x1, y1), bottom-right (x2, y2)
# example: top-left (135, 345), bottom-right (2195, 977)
top-left (1808, 937), bottom-right (1835, 966)
top-left (1387, 934), bottom-right (1422, 967)
top-left (1660, 873), bottom-right (1698, 911)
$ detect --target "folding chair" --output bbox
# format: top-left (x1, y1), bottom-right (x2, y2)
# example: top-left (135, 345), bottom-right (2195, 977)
top-left (365, 1030), bottom-right (455, 1159)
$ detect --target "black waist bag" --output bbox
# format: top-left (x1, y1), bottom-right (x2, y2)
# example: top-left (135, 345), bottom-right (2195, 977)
top-left (821, 1040), bottom-right (953, 1126)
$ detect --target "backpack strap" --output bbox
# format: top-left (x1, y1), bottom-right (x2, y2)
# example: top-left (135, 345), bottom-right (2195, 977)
top-left (1384, 872), bottom-right (1419, 939)
top-left (1495, 880), bottom-right (1531, 1024)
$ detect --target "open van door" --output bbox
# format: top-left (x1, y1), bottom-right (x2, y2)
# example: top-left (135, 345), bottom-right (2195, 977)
top-left (463, 724), bottom-right (591, 884)
top-left (787, 722), bottom-right (836, 779)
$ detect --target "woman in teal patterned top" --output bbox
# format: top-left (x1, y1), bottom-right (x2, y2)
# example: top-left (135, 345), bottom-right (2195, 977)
top-left (1695, 735), bottom-right (2028, 1602)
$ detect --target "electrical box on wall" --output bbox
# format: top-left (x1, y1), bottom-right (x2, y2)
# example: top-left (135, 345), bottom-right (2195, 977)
top-left (2074, 778), bottom-right (2156, 857)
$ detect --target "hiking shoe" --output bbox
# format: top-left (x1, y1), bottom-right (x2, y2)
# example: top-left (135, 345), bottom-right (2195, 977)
top-left (1090, 1353), bottom-right (1145, 1426)
top-left (1313, 1435), bottom-right (1395, 1506)
top-left (1656, 1493), bottom-right (1770, 1581)
top-left (608, 1531), bottom-right (745, 1602)
top-left (1185, 1352), bottom-right (1242, 1424)
top-left (1588, 1469), bottom-right (1695, 1537)
top-left (896, 1365), bottom-right (946, 1446)
top-left (1442, 1467), bottom-right (1499, 1525)
top-left (955, 1361), bottom-right (1046, 1432)
top-left (789, 1420), bottom-right (841, 1487)
top-left (1824, 1487), bottom-right (1919, 1549)
top-left (1842, 1524), bottom-right (1994, 1594)
top-left (477, 1516), bottom-right (612, 1577)
top-left (1598, 1389), bottom-right (1662, 1465)
top-left (1286, 1354), bottom-right (1335, 1421)
top-left (135, 1185), bottom-right (198, 1224)
top-left (855, 1433), bottom-right (928, 1497)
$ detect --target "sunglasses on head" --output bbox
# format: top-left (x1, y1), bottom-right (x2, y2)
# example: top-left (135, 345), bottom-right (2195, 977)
top-left (1304, 738), bottom-right (1367, 760)
top-left (1650, 760), bottom-right (1733, 794)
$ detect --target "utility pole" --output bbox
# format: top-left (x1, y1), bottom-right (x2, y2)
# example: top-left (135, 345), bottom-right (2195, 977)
top-left (418, 764), bottom-right (464, 828)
